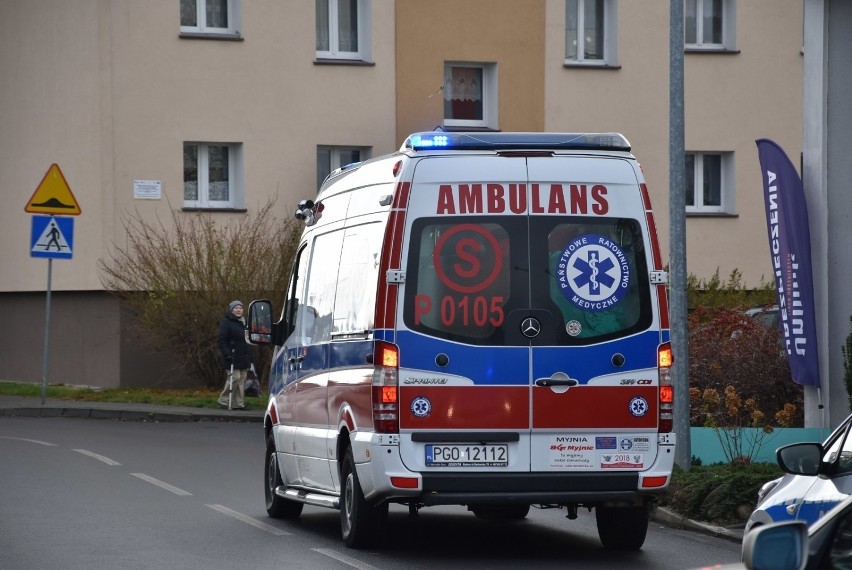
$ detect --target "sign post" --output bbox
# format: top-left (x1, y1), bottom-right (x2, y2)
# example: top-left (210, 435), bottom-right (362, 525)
top-left (25, 164), bottom-right (81, 404)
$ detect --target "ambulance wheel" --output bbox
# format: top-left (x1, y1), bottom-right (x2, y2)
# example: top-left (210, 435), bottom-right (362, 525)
top-left (340, 447), bottom-right (387, 548)
top-left (595, 504), bottom-right (650, 550)
top-left (471, 504), bottom-right (530, 520)
top-left (265, 432), bottom-right (303, 519)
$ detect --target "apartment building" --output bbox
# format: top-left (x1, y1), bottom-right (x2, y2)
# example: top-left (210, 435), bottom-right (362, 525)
top-left (0, 1), bottom-right (802, 388)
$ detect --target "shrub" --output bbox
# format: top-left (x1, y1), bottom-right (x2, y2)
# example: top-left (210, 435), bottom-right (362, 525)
top-left (688, 305), bottom-right (803, 431)
top-left (98, 199), bottom-right (301, 388)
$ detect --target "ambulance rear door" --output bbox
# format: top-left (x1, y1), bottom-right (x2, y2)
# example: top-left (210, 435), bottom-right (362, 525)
top-left (395, 154), bottom-right (534, 474)
top-left (525, 155), bottom-right (661, 473)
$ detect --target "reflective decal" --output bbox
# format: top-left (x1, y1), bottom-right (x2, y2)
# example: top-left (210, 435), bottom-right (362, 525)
top-left (629, 396), bottom-right (649, 417)
top-left (410, 396), bottom-right (432, 418)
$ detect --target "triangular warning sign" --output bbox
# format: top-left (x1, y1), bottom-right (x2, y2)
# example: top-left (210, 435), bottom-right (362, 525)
top-left (25, 163), bottom-right (81, 215)
top-left (32, 218), bottom-right (71, 253)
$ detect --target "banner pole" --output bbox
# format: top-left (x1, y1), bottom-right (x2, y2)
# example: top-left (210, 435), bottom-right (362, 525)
top-left (40, 258), bottom-right (52, 405)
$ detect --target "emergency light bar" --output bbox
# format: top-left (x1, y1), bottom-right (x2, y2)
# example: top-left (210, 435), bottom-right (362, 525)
top-left (402, 131), bottom-right (631, 152)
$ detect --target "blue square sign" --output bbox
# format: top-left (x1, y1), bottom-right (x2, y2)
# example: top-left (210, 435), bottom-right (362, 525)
top-left (31, 215), bottom-right (74, 259)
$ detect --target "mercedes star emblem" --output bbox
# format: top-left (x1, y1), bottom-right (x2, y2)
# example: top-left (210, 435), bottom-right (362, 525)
top-left (521, 317), bottom-right (541, 338)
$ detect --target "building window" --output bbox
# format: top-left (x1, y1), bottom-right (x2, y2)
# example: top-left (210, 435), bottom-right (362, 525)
top-left (316, 0), bottom-right (372, 61)
top-left (180, 0), bottom-right (241, 36)
top-left (565, 0), bottom-right (618, 65)
top-left (317, 146), bottom-right (369, 190)
top-left (184, 142), bottom-right (244, 209)
top-left (685, 0), bottom-right (736, 50)
top-left (685, 152), bottom-right (734, 214)
top-left (443, 63), bottom-right (498, 129)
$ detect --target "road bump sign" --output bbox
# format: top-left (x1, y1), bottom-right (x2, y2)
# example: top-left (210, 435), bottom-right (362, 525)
top-left (25, 164), bottom-right (81, 215)
top-left (31, 215), bottom-right (74, 259)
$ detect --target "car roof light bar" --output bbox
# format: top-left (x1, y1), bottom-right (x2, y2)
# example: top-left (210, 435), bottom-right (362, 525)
top-left (402, 131), bottom-right (631, 152)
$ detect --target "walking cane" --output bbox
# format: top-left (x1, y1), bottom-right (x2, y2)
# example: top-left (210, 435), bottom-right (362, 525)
top-left (227, 348), bottom-right (235, 411)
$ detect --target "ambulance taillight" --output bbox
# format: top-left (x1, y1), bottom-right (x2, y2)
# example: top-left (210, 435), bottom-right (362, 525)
top-left (658, 343), bottom-right (674, 433)
top-left (372, 341), bottom-right (399, 433)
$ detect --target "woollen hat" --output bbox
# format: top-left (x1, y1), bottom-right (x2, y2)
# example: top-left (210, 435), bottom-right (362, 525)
top-left (228, 300), bottom-right (244, 312)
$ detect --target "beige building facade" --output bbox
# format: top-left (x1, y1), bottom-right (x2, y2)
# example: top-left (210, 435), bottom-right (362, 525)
top-left (0, 1), bottom-right (802, 388)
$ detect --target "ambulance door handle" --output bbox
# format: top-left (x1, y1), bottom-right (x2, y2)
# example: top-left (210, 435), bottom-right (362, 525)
top-left (535, 378), bottom-right (578, 387)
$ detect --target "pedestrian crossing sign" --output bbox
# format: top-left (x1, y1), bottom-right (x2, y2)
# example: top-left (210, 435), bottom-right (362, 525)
top-left (31, 215), bottom-right (74, 259)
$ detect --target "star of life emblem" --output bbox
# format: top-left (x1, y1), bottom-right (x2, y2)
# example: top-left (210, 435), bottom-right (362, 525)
top-left (411, 396), bottom-right (432, 418)
top-left (556, 233), bottom-right (630, 313)
top-left (628, 397), bottom-right (649, 417)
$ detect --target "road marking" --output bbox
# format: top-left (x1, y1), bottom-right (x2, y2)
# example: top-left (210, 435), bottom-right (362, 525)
top-left (206, 504), bottom-right (290, 536)
top-left (0, 436), bottom-right (57, 446)
top-left (73, 448), bottom-right (121, 466)
top-left (130, 473), bottom-right (192, 496)
top-left (313, 548), bottom-right (380, 570)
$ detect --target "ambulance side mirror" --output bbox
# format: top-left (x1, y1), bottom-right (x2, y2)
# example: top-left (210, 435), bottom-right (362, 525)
top-left (246, 299), bottom-right (281, 346)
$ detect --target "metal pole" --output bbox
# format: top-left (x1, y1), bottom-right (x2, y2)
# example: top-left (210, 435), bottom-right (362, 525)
top-left (41, 258), bottom-right (53, 405)
top-left (669, 0), bottom-right (691, 470)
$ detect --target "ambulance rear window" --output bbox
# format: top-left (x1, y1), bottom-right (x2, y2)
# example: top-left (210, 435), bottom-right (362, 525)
top-left (403, 216), bottom-right (652, 346)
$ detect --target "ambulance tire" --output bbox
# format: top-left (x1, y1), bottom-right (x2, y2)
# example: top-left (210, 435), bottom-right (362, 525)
top-left (340, 446), bottom-right (388, 548)
top-left (471, 504), bottom-right (530, 520)
top-left (265, 432), bottom-right (303, 519)
top-left (595, 504), bottom-right (650, 550)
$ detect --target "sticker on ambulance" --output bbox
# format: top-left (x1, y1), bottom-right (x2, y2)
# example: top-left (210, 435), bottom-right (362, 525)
top-left (548, 436), bottom-right (596, 470)
top-left (600, 453), bottom-right (645, 469)
top-left (556, 233), bottom-right (631, 312)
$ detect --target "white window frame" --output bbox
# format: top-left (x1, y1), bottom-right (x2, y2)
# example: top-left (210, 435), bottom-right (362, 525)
top-left (180, 0), bottom-right (241, 36)
top-left (564, 0), bottom-right (618, 66)
top-left (317, 146), bottom-right (370, 191)
top-left (684, 0), bottom-right (736, 51)
top-left (316, 0), bottom-right (373, 61)
top-left (442, 62), bottom-right (498, 130)
top-left (183, 142), bottom-right (244, 209)
top-left (685, 151), bottom-right (735, 214)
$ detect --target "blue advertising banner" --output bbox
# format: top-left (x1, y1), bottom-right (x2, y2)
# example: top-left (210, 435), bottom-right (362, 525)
top-left (756, 139), bottom-right (820, 387)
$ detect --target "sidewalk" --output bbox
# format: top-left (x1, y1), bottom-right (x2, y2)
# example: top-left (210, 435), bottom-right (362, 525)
top-left (0, 393), bottom-right (744, 544)
top-left (0, 394), bottom-right (263, 423)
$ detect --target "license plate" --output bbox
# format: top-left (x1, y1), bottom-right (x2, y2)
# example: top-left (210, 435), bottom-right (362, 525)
top-left (425, 444), bottom-right (508, 467)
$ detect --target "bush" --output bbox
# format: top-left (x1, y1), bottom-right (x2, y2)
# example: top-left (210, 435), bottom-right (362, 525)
top-left (688, 305), bottom-right (804, 430)
top-left (97, 199), bottom-right (301, 388)
top-left (661, 462), bottom-right (784, 525)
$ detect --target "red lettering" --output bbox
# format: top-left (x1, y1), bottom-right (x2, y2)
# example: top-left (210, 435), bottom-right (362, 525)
top-left (437, 185), bottom-right (455, 214)
top-left (454, 239), bottom-right (481, 278)
top-left (570, 184), bottom-right (587, 214)
top-left (414, 294), bottom-right (432, 325)
top-left (459, 184), bottom-right (482, 213)
top-left (592, 185), bottom-right (609, 215)
top-left (487, 184), bottom-right (505, 213)
top-left (509, 184), bottom-right (526, 214)
top-left (548, 184), bottom-right (567, 214)
top-left (531, 183), bottom-right (545, 213)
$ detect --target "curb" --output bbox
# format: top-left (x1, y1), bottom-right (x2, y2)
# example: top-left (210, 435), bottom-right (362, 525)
top-left (652, 506), bottom-right (744, 543)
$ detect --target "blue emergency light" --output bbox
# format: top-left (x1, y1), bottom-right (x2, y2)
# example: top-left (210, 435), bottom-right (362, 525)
top-left (402, 131), bottom-right (631, 152)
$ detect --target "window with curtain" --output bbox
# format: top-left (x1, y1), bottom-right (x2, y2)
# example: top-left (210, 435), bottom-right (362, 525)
top-left (316, 0), bottom-right (370, 60)
top-left (180, 0), bottom-right (240, 35)
top-left (184, 142), bottom-right (243, 209)
top-left (685, 151), bottom-right (733, 214)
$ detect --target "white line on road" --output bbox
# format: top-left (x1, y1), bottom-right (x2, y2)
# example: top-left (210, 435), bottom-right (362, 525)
top-left (130, 473), bottom-right (192, 496)
top-left (206, 504), bottom-right (290, 536)
top-left (72, 448), bottom-right (121, 466)
top-left (0, 436), bottom-right (57, 446)
top-left (313, 548), bottom-right (380, 570)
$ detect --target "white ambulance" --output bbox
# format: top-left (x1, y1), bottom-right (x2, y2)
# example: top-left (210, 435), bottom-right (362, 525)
top-left (247, 131), bottom-right (675, 550)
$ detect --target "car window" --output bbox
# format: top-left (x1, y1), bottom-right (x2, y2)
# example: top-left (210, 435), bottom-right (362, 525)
top-left (825, 423), bottom-right (852, 476)
top-left (829, 510), bottom-right (852, 568)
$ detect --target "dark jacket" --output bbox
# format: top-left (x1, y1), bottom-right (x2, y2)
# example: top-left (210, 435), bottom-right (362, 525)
top-left (218, 312), bottom-right (252, 370)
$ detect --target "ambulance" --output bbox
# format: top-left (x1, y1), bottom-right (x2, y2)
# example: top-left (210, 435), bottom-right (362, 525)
top-left (246, 131), bottom-right (675, 550)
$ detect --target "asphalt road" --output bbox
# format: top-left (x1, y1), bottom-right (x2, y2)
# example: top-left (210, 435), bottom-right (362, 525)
top-left (0, 416), bottom-right (742, 569)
